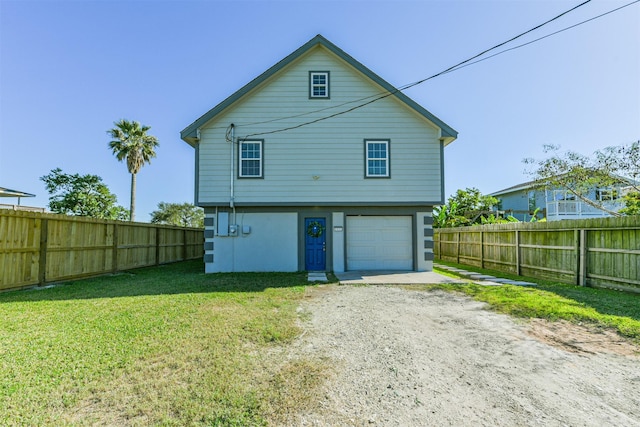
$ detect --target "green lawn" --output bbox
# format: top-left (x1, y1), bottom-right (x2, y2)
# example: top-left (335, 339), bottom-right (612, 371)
top-left (433, 261), bottom-right (640, 345)
top-left (0, 261), bottom-right (327, 426)
top-left (2, 260), bottom-right (638, 425)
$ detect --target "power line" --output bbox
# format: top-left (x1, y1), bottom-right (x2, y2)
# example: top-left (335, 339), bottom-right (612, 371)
top-left (395, 0), bottom-right (598, 92)
top-left (440, 0), bottom-right (640, 75)
top-left (226, 0), bottom-right (635, 139)
top-left (242, 0), bottom-right (595, 139)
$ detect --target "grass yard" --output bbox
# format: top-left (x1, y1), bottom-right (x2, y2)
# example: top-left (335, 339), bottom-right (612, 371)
top-left (0, 260), bottom-right (328, 426)
top-left (433, 261), bottom-right (640, 345)
top-left (3, 260), bottom-right (639, 425)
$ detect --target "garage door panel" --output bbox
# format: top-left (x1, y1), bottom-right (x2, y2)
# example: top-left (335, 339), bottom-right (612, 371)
top-left (347, 216), bottom-right (413, 270)
top-left (381, 230), bottom-right (405, 242)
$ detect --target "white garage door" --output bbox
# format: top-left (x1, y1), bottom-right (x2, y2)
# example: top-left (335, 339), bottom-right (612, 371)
top-left (346, 216), bottom-right (413, 270)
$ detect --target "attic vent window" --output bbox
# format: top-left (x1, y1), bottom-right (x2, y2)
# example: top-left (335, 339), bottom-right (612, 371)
top-left (309, 71), bottom-right (329, 98)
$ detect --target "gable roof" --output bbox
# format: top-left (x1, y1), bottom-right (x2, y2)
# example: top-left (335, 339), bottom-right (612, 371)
top-left (490, 180), bottom-right (539, 197)
top-left (181, 34), bottom-right (458, 147)
top-left (490, 174), bottom-right (638, 197)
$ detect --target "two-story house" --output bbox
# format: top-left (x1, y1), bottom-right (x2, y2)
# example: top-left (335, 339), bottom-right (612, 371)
top-left (490, 178), bottom-right (632, 221)
top-left (181, 35), bottom-right (457, 273)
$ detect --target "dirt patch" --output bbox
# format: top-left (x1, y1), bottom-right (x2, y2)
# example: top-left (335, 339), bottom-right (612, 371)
top-left (526, 318), bottom-right (639, 357)
top-left (279, 285), bottom-right (640, 427)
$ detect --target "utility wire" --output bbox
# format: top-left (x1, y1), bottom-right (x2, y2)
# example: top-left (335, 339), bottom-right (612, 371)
top-left (395, 0), bottom-right (599, 92)
top-left (242, 0), bottom-right (595, 138)
top-left (222, 0), bottom-right (636, 139)
top-left (438, 0), bottom-right (640, 75)
top-left (226, 0), bottom-right (624, 135)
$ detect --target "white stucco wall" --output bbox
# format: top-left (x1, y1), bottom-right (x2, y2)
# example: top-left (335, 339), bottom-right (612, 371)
top-left (205, 212), bottom-right (298, 273)
top-left (332, 212), bottom-right (345, 273)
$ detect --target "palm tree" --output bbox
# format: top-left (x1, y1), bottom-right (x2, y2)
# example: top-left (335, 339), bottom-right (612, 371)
top-left (107, 119), bottom-right (159, 221)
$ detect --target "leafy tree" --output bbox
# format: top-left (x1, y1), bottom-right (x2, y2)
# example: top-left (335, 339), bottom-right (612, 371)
top-left (150, 202), bottom-right (204, 228)
top-left (434, 188), bottom-right (505, 227)
top-left (40, 168), bottom-right (129, 220)
top-left (524, 142), bottom-right (640, 216)
top-left (107, 119), bottom-right (159, 222)
top-left (619, 192), bottom-right (640, 215)
top-left (434, 199), bottom-right (466, 228)
top-left (595, 141), bottom-right (640, 188)
top-left (479, 213), bottom-right (519, 225)
top-left (597, 141), bottom-right (640, 216)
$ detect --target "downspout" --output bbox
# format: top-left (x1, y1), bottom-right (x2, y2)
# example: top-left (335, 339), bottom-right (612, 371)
top-left (195, 128), bottom-right (201, 207)
top-left (229, 124), bottom-right (236, 271)
top-left (229, 124), bottom-right (235, 209)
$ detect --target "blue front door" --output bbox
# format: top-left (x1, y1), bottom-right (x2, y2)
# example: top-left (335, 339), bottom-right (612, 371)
top-left (305, 218), bottom-right (326, 271)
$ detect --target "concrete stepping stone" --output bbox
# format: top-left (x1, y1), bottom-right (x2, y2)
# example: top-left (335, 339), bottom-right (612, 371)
top-left (509, 281), bottom-right (538, 287)
top-left (455, 270), bottom-right (476, 276)
top-left (468, 274), bottom-right (497, 280)
top-left (473, 281), bottom-right (503, 287)
top-left (434, 264), bottom-right (537, 287)
top-left (308, 272), bottom-right (328, 282)
top-left (487, 278), bottom-right (516, 284)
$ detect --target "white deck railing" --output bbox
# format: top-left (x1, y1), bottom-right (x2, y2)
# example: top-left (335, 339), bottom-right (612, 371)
top-left (546, 200), bottom-right (623, 221)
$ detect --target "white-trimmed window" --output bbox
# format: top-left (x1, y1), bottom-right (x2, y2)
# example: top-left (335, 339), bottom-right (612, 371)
top-left (309, 71), bottom-right (329, 98)
top-left (365, 139), bottom-right (390, 178)
top-left (596, 188), bottom-right (619, 201)
top-left (552, 190), bottom-right (575, 201)
top-left (239, 140), bottom-right (263, 178)
top-left (528, 191), bottom-right (537, 211)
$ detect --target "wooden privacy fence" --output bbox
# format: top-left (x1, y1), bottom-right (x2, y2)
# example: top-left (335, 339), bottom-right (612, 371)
top-left (434, 216), bottom-right (640, 293)
top-left (0, 210), bottom-right (204, 291)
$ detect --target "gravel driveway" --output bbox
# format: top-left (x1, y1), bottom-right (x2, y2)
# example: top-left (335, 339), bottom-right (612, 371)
top-left (284, 285), bottom-right (640, 426)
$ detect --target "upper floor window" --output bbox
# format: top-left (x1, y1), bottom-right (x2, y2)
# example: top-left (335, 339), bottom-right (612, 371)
top-left (596, 188), bottom-right (619, 201)
top-left (309, 71), bottom-right (329, 98)
top-left (528, 191), bottom-right (537, 212)
top-left (551, 190), bottom-right (575, 201)
top-left (239, 140), bottom-right (263, 178)
top-left (365, 139), bottom-right (390, 178)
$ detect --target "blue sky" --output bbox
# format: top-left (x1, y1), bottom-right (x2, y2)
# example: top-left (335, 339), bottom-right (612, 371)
top-left (1, 0), bottom-right (638, 221)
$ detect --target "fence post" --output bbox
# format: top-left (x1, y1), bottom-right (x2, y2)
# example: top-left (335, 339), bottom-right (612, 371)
top-left (112, 223), bottom-right (119, 273)
top-left (456, 231), bottom-right (460, 264)
top-left (480, 230), bottom-right (484, 269)
top-left (38, 218), bottom-right (48, 285)
top-left (155, 226), bottom-right (161, 265)
top-left (183, 229), bottom-right (188, 260)
top-left (574, 229), bottom-right (580, 285)
top-left (515, 230), bottom-right (521, 276)
top-left (579, 229), bottom-right (587, 286)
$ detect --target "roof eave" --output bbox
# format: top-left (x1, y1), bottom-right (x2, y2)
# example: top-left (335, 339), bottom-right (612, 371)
top-left (0, 187), bottom-right (36, 198)
top-left (182, 134), bottom-right (199, 147)
top-left (441, 135), bottom-right (456, 147)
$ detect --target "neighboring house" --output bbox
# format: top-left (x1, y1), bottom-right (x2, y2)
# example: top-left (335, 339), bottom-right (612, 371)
top-left (490, 179), bottom-right (631, 221)
top-left (0, 187), bottom-right (35, 202)
top-left (181, 35), bottom-right (457, 273)
top-left (0, 187), bottom-right (40, 211)
top-left (489, 181), bottom-right (546, 222)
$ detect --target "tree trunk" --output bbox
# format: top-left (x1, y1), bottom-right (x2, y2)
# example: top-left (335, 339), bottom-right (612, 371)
top-left (130, 173), bottom-right (136, 222)
top-left (567, 188), bottom-right (622, 217)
